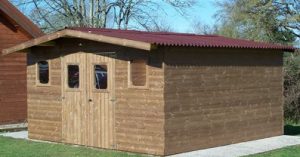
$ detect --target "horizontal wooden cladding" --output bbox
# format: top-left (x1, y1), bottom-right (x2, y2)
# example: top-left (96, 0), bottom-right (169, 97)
top-left (114, 50), bottom-right (165, 155)
top-left (0, 16), bottom-right (31, 51)
top-left (0, 54), bottom-right (27, 124)
top-left (164, 48), bottom-right (284, 155)
top-left (28, 119), bottom-right (61, 142)
top-left (27, 50), bottom-right (62, 141)
top-left (0, 14), bottom-right (30, 124)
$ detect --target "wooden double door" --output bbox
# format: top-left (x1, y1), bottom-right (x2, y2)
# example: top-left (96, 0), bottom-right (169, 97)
top-left (62, 52), bottom-right (115, 149)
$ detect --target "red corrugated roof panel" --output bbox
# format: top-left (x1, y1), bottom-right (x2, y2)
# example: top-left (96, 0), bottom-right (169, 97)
top-left (69, 27), bottom-right (295, 52)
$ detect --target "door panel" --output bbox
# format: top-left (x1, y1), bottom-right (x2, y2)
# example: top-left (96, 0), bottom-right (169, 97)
top-left (87, 53), bottom-right (115, 148)
top-left (62, 52), bottom-right (87, 145)
top-left (62, 52), bottom-right (115, 149)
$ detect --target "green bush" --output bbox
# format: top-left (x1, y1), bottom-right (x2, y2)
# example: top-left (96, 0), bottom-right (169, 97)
top-left (284, 49), bottom-right (300, 124)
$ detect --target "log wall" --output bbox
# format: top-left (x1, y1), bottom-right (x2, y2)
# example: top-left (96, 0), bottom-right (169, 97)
top-left (163, 48), bottom-right (284, 155)
top-left (27, 47), bottom-right (62, 141)
top-left (114, 49), bottom-right (165, 155)
top-left (27, 39), bottom-right (165, 155)
top-left (0, 13), bottom-right (31, 124)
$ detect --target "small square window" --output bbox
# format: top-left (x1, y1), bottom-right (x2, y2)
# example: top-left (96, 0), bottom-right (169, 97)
top-left (68, 65), bottom-right (79, 88)
top-left (37, 61), bottom-right (49, 84)
top-left (129, 59), bottom-right (147, 87)
top-left (94, 65), bottom-right (108, 90)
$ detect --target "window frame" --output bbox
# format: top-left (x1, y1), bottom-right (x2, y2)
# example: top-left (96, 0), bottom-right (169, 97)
top-left (36, 60), bottom-right (51, 87)
top-left (127, 59), bottom-right (149, 89)
top-left (92, 62), bottom-right (109, 93)
top-left (66, 63), bottom-right (81, 90)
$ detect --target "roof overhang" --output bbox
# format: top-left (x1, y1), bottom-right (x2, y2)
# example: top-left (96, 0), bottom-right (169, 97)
top-left (0, 0), bottom-right (43, 38)
top-left (2, 29), bottom-right (154, 55)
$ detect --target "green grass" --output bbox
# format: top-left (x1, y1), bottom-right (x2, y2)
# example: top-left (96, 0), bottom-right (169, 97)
top-left (0, 136), bottom-right (145, 157)
top-left (246, 145), bottom-right (300, 157)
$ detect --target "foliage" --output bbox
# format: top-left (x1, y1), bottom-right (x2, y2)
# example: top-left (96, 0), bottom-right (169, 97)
top-left (215, 0), bottom-right (299, 44)
top-left (10, 0), bottom-right (197, 32)
top-left (0, 136), bottom-right (143, 157)
top-left (284, 124), bottom-right (300, 135)
top-left (284, 49), bottom-right (300, 123)
top-left (215, 0), bottom-right (300, 122)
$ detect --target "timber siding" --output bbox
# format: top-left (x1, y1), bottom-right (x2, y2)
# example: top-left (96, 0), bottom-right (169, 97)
top-left (0, 13), bottom-right (30, 124)
top-left (115, 50), bottom-right (165, 155)
top-left (27, 47), bottom-right (62, 141)
top-left (164, 48), bottom-right (284, 155)
top-left (25, 43), bottom-right (284, 156)
top-left (27, 39), bottom-right (165, 155)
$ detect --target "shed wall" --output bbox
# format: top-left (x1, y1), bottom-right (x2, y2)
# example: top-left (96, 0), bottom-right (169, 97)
top-left (27, 39), bottom-right (165, 155)
top-left (27, 47), bottom-right (62, 141)
top-left (164, 48), bottom-right (284, 155)
top-left (0, 13), bottom-right (30, 124)
top-left (114, 49), bottom-right (165, 155)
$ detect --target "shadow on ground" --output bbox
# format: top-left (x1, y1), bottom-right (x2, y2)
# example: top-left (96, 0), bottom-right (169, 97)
top-left (284, 124), bottom-right (300, 135)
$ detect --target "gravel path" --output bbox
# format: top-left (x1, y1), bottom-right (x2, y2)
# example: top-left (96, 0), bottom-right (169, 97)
top-left (168, 136), bottom-right (300, 157)
top-left (0, 131), bottom-right (28, 139)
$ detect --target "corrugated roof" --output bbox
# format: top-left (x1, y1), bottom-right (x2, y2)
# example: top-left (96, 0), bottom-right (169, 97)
top-left (69, 27), bottom-right (295, 52)
top-left (0, 0), bottom-right (43, 38)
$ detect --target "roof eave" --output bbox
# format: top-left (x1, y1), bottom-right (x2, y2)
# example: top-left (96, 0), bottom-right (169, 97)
top-left (2, 29), bottom-right (153, 56)
top-left (0, 0), bottom-right (44, 37)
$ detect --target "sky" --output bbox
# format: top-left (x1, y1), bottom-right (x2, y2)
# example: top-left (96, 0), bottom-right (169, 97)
top-left (159, 0), bottom-right (220, 33)
top-left (12, 0), bottom-right (220, 33)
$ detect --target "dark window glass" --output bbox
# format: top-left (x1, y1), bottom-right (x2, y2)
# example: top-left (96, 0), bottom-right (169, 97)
top-left (130, 59), bottom-right (146, 86)
top-left (68, 65), bottom-right (79, 88)
top-left (38, 61), bottom-right (49, 84)
top-left (95, 65), bottom-right (107, 89)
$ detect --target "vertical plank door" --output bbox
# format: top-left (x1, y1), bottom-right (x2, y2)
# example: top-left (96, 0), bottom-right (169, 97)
top-left (62, 52), bottom-right (115, 149)
top-left (86, 52), bottom-right (115, 149)
top-left (62, 52), bottom-right (88, 145)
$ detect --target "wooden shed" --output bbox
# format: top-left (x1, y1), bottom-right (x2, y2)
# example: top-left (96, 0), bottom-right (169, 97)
top-left (2, 27), bottom-right (295, 156)
top-left (0, 0), bottom-right (43, 125)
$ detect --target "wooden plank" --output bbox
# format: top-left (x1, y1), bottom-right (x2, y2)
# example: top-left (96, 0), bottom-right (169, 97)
top-left (163, 48), bottom-right (284, 155)
top-left (2, 29), bottom-right (153, 55)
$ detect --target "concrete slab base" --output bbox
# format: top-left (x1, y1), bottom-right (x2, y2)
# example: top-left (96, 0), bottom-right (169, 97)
top-left (168, 136), bottom-right (300, 157)
top-left (0, 130), bottom-right (28, 139)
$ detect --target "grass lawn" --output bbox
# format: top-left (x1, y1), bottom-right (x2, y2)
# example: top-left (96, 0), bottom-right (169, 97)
top-left (246, 145), bottom-right (300, 157)
top-left (0, 136), bottom-right (145, 157)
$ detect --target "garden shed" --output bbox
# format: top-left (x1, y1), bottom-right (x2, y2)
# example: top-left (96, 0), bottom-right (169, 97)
top-left (0, 0), bottom-right (43, 125)
top-left (2, 27), bottom-right (295, 156)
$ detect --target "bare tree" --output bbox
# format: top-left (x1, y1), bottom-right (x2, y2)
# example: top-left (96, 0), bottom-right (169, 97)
top-left (191, 21), bottom-right (217, 35)
top-left (10, 0), bottom-right (198, 32)
top-left (138, 18), bottom-right (174, 32)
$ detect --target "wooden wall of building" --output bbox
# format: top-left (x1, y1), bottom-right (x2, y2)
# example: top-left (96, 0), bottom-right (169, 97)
top-left (163, 48), bottom-right (284, 155)
top-left (27, 39), bottom-right (165, 155)
top-left (26, 39), bottom-right (284, 156)
top-left (60, 39), bottom-right (165, 155)
top-left (0, 13), bottom-right (30, 124)
top-left (27, 47), bottom-right (62, 141)
top-left (114, 49), bottom-right (165, 155)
